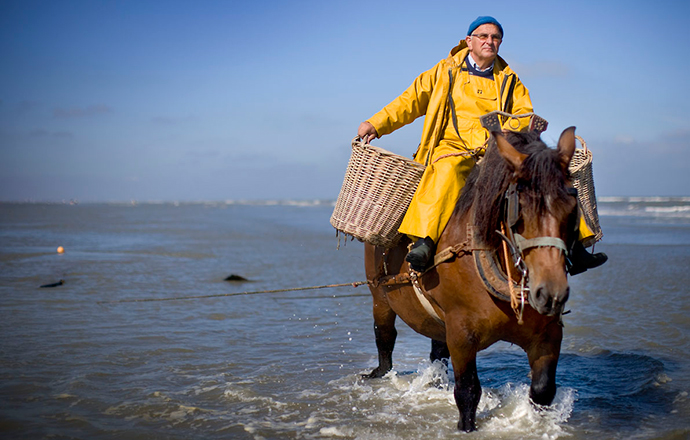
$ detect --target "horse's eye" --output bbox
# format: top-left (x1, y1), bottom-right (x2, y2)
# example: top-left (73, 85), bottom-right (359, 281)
top-left (567, 187), bottom-right (578, 198)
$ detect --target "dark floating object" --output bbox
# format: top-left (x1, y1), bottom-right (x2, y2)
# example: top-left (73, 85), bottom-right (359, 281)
top-left (224, 274), bottom-right (249, 282)
top-left (40, 280), bottom-right (64, 288)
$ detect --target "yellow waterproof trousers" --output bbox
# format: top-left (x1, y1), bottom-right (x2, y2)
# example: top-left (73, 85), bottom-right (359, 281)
top-left (399, 143), bottom-right (476, 242)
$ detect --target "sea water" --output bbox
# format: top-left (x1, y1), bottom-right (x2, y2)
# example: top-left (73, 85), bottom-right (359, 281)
top-left (0, 198), bottom-right (688, 439)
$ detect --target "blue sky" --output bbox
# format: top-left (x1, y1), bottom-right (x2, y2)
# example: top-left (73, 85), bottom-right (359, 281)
top-left (1, 0), bottom-right (689, 202)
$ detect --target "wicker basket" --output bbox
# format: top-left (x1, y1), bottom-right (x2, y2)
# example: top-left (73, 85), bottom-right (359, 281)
top-left (330, 138), bottom-right (426, 248)
top-left (569, 136), bottom-right (603, 247)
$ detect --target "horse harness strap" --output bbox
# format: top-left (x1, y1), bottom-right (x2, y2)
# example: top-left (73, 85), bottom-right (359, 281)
top-left (505, 182), bottom-right (519, 228)
top-left (433, 241), bottom-right (473, 267)
top-left (514, 234), bottom-right (568, 255)
top-left (411, 275), bottom-right (445, 326)
top-left (368, 269), bottom-right (446, 325)
top-left (501, 182), bottom-right (568, 260)
top-left (503, 183), bottom-right (568, 254)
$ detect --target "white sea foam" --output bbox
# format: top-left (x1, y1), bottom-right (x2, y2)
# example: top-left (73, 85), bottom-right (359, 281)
top-left (312, 361), bottom-right (576, 439)
top-left (598, 205), bottom-right (690, 218)
top-left (596, 196), bottom-right (690, 219)
top-left (598, 196), bottom-right (690, 203)
top-left (597, 196), bottom-right (628, 202)
top-left (479, 384), bottom-right (575, 439)
top-left (645, 206), bottom-right (690, 213)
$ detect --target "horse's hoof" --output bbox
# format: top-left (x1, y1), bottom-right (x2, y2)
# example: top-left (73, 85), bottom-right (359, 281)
top-left (361, 367), bottom-right (389, 379)
top-left (427, 377), bottom-right (446, 389)
top-left (457, 420), bottom-right (476, 432)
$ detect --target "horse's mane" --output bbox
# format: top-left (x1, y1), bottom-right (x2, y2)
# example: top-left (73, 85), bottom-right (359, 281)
top-left (454, 131), bottom-right (573, 249)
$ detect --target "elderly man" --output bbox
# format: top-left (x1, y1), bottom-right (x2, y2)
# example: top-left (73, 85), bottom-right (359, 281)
top-left (358, 16), bottom-right (606, 274)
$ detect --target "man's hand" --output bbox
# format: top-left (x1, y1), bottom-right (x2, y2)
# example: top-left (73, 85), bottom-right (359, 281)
top-left (358, 121), bottom-right (379, 144)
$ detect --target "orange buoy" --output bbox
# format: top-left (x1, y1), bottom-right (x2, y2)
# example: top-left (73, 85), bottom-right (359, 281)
top-left (57, 246), bottom-right (65, 254)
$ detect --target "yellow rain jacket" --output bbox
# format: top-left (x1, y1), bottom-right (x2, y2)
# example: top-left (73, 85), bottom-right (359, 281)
top-left (367, 41), bottom-right (533, 242)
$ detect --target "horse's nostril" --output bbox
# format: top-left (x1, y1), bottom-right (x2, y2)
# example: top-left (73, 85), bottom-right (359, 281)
top-left (535, 288), bottom-right (542, 300)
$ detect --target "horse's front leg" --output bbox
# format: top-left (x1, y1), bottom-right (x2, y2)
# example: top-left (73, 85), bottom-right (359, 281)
top-left (526, 323), bottom-right (563, 406)
top-left (447, 332), bottom-right (481, 432)
top-left (452, 355), bottom-right (481, 432)
top-left (363, 243), bottom-right (401, 379)
top-left (362, 292), bottom-right (397, 378)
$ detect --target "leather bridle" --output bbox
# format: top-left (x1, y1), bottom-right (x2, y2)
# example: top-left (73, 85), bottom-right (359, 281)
top-left (495, 182), bottom-right (573, 322)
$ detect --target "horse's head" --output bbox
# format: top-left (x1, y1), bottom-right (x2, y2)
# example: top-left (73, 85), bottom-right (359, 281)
top-left (492, 128), bottom-right (579, 316)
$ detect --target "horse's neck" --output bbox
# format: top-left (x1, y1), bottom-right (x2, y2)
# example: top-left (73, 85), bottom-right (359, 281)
top-left (440, 200), bottom-right (522, 281)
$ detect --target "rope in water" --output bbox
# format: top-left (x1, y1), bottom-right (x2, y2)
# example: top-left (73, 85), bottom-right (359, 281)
top-left (97, 281), bottom-right (371, 304)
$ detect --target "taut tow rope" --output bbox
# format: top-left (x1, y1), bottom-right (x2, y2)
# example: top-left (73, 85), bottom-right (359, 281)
top-left (97, 281), bottom-right (370, 304)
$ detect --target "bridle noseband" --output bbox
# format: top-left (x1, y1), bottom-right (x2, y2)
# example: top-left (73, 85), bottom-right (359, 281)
top-left (499, 182), bottom-right (570, 265)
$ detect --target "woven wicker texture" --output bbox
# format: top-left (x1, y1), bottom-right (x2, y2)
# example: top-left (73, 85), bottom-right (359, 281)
top-left (569, 136), bottom-right (603, 246)
top-left (330, 138), bottom-right (425, 248)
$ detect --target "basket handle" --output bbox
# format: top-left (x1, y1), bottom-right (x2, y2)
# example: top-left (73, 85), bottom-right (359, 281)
top-left (574, 135), bottom-right (588, 154)
top-left (352, 136), bottom-right (367, 148)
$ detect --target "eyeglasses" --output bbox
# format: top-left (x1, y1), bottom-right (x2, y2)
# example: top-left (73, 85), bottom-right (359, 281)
top-left (471, 33), bottom-right (502, 42)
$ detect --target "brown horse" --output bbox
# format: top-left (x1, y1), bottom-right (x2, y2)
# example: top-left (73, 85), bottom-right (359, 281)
top-left (363, 127), bottom-right (580, 432)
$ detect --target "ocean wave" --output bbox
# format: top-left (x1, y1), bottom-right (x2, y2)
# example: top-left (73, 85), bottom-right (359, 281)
top-left (645, 206), bottom-right (690, 213)
top-left (598, 196), bottom-right (690, 203)
top-left (598, 207), bottom-right (690, 219)
top-left (596, 197), bottom-right (690, 219)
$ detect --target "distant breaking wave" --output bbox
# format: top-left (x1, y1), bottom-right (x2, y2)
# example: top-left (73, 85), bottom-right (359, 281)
top-left (597, 196), bottom-right (690, 219)
top-left (5, 197), bottom-right (690, 219)
top-left (598, 196), bottom-right (690, 203)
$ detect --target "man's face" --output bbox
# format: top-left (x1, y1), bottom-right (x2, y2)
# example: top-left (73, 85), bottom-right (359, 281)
top-left (465, 23), bottom-right (502, 66)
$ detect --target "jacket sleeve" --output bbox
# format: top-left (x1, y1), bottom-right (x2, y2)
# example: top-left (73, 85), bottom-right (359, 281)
top-left (367, 62), bottom-right (442, 137)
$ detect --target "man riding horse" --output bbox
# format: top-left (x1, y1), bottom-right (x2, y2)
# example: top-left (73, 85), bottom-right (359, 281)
top-left (357, 16), bottom-right (607, 274)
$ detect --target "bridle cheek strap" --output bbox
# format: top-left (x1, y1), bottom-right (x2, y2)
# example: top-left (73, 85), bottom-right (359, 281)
top-left (514, 234), bottom-right (568, 255)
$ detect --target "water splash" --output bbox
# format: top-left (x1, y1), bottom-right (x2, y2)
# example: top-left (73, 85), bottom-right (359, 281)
top-left (311, 360), bottom-right (576, 439)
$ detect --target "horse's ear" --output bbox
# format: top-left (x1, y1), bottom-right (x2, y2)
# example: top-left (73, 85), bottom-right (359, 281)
top-left (557, 127), bottom-right (576, 170)
top-left (493, 131), bottom-right (527, 170)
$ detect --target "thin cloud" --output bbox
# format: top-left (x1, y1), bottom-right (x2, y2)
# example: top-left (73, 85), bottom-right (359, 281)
top-left (662, 128), bottom-right (690, 141)
top-left (52, 104), bottom-right (112, 119)
top-left (609, 128), bottom-right (690, 155)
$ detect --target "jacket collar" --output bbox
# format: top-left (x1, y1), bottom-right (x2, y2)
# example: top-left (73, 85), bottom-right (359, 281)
top-left (447, 40), bottom-right (509, 74)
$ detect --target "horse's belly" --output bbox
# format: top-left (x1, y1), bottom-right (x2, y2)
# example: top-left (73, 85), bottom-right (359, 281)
top-left (385, 287), bottom-right (446, 341)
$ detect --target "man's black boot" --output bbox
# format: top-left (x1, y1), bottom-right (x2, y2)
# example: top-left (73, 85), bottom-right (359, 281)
top-left (568, 240), bottom-right (608, 275)
top-left (406, 237), bottom-right (435, 272)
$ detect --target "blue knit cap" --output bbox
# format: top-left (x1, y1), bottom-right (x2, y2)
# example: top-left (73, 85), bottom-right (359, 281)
top-left (467, 16), bottom-right (503, 37)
